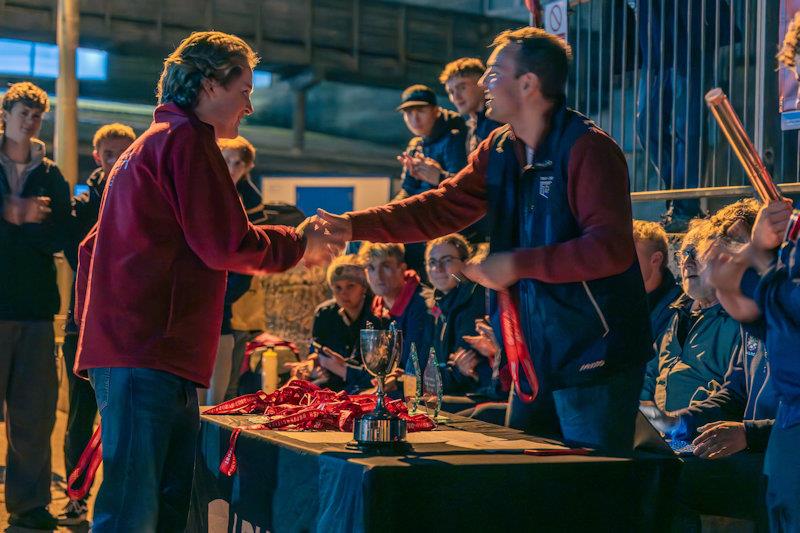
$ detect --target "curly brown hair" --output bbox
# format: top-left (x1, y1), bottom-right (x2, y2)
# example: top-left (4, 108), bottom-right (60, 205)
top-left (156, 31), bottom-right (259, 109)
top-left (1, 82), bottom-right (49, 129)
top-left (439, 58), bottom-right (486, 84)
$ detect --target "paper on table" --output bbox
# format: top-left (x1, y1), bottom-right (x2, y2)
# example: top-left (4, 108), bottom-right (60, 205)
top-left (446, 438), bottom-right (568, 451)
top-left (406, 431), bottom-right (496, 444)
top-left (273, 431), bottom-right (354, 444)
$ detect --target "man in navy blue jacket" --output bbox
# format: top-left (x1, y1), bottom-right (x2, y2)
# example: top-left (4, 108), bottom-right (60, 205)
top-left (707, 199), bottom-right (800, 532)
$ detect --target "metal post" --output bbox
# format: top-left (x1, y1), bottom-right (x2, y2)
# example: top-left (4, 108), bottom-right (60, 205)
top-left (753, 0), bottom-right (766, 155)
top-left (55, 0), bottom-right (79, 188)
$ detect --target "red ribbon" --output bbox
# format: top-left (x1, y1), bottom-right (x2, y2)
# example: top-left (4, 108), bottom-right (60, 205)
top-left (66, 424), bottom-right (103, 501)
top-left (498, 290), bottom-right (539, 404)
top-left (212, 380), bottom-right (436, 476)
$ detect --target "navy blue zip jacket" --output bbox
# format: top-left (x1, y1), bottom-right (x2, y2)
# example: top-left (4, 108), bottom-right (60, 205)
top-left (674, 330), bottom-right (777, 451)
top-left (740, 240), bottom-right (800, 430)
top-left (400, 108), bottom-right (467, 198)
top-left (349, 104), bottom-right (653, 390)
top-left (648, 269), bottom-right (683, 343)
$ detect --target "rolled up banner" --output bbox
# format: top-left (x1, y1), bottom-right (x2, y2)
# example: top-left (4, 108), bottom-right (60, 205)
top-left (705, 88), bottom-right (782, 202)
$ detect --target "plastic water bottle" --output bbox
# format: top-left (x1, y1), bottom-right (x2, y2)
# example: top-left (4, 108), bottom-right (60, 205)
top-left (261, 345), bottom-right (279, 393)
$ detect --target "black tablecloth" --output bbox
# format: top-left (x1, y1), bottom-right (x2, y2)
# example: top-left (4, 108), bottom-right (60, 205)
top-left (188, 412), bottom-right (680, 533)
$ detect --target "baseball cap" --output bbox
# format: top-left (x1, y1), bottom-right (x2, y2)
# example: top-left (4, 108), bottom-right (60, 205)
top-left (396, 84), bottom-right (437, 111)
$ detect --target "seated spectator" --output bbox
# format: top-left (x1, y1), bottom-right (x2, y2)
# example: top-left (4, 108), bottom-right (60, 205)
top-left (633, 220), bottom-right (683, 342)
top-left (424, 234), bottom-right (490, 395)
top-left (641, 219), bottom-right (741, 413)
top-left (302, 255), bottom-right (376, 393)
top-left (361, 242), bottom-right (433, 373)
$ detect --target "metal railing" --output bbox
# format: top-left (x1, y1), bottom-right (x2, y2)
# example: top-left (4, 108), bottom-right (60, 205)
top-left (566, 0), bottom-right (800, 202)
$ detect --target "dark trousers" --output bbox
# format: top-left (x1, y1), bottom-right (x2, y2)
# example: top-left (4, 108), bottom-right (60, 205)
top-left (508, 364), bottom-right (645, 456)
top-left (0, 321), bottom-right (58, 513)
top-left (674, 453), bottom-right (768, 531)
top-left (89, 367), bottom-right (200, 532)
top-left (765, 415), bottom-right (800, 533)
top-left (61, 332), bottom-right (98, 499)
top-left (636, 68), bottom-right (703, 218)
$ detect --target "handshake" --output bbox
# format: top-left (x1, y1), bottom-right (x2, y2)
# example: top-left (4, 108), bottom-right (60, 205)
top-left (295, 208), bottom-right (354, 268)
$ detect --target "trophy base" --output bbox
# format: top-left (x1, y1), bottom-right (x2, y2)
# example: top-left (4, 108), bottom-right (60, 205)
top-left (347, 414), bottom-right (409, 454)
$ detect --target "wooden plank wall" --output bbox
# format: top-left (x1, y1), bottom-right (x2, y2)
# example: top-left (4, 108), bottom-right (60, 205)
top-left (0, 0), bottom-right (521, 89)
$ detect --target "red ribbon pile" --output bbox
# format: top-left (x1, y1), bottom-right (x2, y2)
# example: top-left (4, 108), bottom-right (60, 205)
top-left (206, 379), bottom-right (436, 476)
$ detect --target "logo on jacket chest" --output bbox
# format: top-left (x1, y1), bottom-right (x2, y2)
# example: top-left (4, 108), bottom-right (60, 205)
top-left (539, 176), bottom-right (555, 198)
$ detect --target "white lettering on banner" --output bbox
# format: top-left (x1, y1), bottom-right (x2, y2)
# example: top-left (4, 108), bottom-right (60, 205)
top-left (544, 0), bottom-right (568, 41)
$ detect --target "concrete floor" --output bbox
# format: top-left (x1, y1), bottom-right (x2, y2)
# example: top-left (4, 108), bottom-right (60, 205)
top-left (0, 404), bottom-right (100, 532)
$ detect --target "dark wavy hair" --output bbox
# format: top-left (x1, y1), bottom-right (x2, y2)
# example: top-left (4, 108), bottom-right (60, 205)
top-left (156, 31), bottom-right (259, 109)
top-left (491, 27), bottom-right (572, 101)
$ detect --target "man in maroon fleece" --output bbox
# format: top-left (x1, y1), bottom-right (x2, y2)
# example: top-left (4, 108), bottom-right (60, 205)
top-left (315, 28), bottom-right (653, 455)
top-left (74, 32), bottom-right (341, 531)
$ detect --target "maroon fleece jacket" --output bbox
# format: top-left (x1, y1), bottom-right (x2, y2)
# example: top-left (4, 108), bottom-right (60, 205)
top-left (348, 127), bottom-right (634, 284)
top-left (75, 103), bottom-right (306, 387)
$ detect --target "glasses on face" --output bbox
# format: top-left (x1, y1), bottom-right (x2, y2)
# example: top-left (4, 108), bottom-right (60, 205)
top-left (675, 247), bottom-right (697, 266)
top-left (426, 255), bottom-right (462, 271)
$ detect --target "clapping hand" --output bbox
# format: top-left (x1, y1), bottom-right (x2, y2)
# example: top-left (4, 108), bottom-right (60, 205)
top-left (449, 348), bottom-right (479, 380)
top-left (397, 152), bottom-right (444, 186)
top-left (463, 318), bottom-right (500, 359)
top-left (2, 195), bottom-right (51, 225)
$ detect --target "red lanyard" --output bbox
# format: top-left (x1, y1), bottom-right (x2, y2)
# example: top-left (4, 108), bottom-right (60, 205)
top-left (67, 424), bottom-right (103, 501)
top-left (498, 290), bottom-right (539, 403)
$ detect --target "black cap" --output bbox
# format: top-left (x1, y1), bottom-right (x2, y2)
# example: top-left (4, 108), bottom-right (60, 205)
top-left (396, 84), bottom-right (437, 111)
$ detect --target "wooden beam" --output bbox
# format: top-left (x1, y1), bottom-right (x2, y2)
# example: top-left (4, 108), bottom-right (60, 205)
top-left (352, 0), bottom-right (360, 70)
top-left (397, 5), bottom-right (406, 75)
top-left (305, 0), bottom-right (313, 63)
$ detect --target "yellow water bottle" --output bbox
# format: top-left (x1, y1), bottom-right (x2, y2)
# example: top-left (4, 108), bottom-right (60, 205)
top-left (261, 345), bottom-right (279, 393)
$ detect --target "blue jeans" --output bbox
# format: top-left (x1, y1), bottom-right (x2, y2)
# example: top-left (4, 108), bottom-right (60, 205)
top-left (89, 367), bottom-right (200, 532)
top-left (509, 364), bottom-right (645, 456)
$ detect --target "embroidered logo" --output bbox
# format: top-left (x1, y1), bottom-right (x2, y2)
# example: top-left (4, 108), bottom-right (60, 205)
top-left (579, 360), bottom-right (605, 372)
top-left (539, 176), bottom-right (554, 198)
top-left (746, 335), bottom-right (760, 357)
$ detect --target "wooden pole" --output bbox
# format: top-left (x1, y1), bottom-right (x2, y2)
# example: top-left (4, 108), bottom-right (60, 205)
top-left (55, 0), bottom-right (79, 187)
top-left (55, 0), bottom-right (79, 336)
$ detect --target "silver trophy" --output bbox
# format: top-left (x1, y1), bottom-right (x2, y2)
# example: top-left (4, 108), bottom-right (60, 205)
top-left (349, 324), bottom-right (409, 452)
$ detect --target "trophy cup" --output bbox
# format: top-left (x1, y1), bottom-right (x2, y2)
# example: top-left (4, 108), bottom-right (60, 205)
top-left (348, 324), bottom-right (410, 452)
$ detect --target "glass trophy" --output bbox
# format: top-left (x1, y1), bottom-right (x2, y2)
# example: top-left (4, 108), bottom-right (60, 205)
top-left (422, 348), bottom-right (447, 422)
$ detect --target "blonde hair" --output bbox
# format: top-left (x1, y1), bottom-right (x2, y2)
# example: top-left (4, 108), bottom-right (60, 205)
top-left (439, 58), bottom-right (485, 84)
top-left (709, 198), bottom-right (759, 238)
top-left (357, 242), bottom-right (405, 264)
top-left (218, 136), bottom-right (256, 166)
top-left (778, 11), bottom-right (800, 70)
top-left (92, 123), bottom-right (136, 150)
top-left (633, 220), bottom-right (669, 270)
top-left (424, 233), bottom-right (472, 261)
